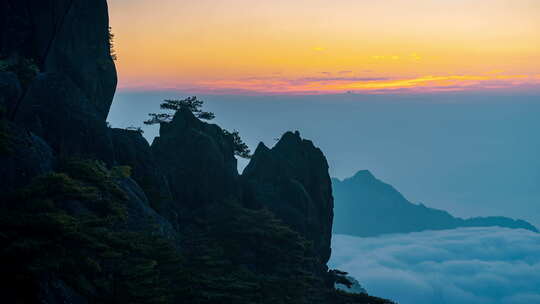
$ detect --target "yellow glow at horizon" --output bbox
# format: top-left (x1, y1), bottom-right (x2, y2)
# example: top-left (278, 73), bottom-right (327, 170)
top-left (108, 0), bottom-right (540, 93)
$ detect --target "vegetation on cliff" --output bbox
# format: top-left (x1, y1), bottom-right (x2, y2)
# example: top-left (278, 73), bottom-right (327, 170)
top-left (145, 96), bottom-right (251, 158)
top-left (0, 159), bottom-right (182, 303)
top-left (0, 1), bottom-right (395, 303)
top-left (0, 158), bottom-right (391, 303)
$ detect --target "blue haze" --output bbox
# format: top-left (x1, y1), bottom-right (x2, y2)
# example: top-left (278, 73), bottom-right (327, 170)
top-left (108, 91), bottom-right (540, 227)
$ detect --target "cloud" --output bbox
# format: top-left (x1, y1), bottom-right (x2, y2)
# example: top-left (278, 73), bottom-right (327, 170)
top-left (329, 227), bottom-right (540, 304)
top-left (118, 73), bottom-right (540, 95)
top-left (298, 76), bottom-right (391, 82)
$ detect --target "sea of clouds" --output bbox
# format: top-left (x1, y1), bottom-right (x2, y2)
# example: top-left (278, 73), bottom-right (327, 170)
top-left (329, 227), bottom-right (540, 304)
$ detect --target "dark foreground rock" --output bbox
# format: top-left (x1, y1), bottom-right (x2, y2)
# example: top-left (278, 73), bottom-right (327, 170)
top-left (0, 0), bottom-right (394, 303)
top-left (38, 274), bottom-right (88, 304)
top-left (151, 107), bottom-right (240, 223)
top-left (243, 131), bottom-right (334, 264)
top-left (1, 0), bottom-right (117, 119)
top-left (16, 73), bottom-right (115, 163)
top-left (110, 128), bottom-right (173, 214)
top-left (0, 72), bottom-right (21, 112)
top-left (116, 177), bottom-right (177, 242)
top-left (0, 121), bottom-right (54, 193)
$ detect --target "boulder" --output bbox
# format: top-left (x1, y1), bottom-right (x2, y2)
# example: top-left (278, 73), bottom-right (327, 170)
top-left (242, 131), bottom-right (334, 263)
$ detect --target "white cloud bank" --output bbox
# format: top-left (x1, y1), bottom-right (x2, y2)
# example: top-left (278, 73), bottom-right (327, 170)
top-left (329, 227), bottom-right (540, 304)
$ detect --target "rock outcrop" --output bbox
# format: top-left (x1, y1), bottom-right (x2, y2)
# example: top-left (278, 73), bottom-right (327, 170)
top-left (151, 107), bottom-right (240, 223)
top-left (333, 170), bottom-right (538, 237)
top-left (0, 1), bottom-right (394, 303)
top-left (16, 73), bottom-right (115, 163)
top-left (110, 128), bottom-right (173, 214)
top-left (243, 131), bottom-right (334, 263)
top-left (2, 0), bottom-right (117, 118)
top-left (2, 0), bottom-right (117, 164)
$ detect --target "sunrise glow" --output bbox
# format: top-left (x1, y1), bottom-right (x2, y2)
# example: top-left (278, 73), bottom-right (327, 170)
top-left (109, 0), bottom-right (540, 94)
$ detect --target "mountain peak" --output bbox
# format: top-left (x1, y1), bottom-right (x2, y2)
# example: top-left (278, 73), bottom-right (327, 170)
top-left (333, 170), bottom-right (538, 237)
top-left (352, 170), bottom-right (375, 179)
top-left (275, 130), bottom-right (303, 147)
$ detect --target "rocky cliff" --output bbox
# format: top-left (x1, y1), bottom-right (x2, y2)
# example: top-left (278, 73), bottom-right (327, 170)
top-left (243, 131), bottom-right (334, 264)
top-left (1, 0), bottom-right (117, 118)
top-left (333, 170), bottom-right (538, 237)
top-left (110, 128), bottom-right (174, 214)
top-left (151, 107), bottom-right (240, 227)
top-left (0, 1), bottom-right (393, 303)
top-left (2, 0), bottom-right (117, 163)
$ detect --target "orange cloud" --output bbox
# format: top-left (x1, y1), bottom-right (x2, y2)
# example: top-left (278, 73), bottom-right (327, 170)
top-left (117, 73), bottom-right (540, 95)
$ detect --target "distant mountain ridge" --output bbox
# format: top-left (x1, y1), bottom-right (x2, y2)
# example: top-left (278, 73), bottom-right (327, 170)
top-left (332, 170), bottom-right (538, 237)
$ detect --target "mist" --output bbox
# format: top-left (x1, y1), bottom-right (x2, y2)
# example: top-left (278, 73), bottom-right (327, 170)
top-left (108, 91), bottom-right (540, 227)
top-left (330, 227), bottom-right (540, 304)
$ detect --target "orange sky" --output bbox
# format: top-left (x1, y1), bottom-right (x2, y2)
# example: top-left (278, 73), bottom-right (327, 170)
top-left (108, 0), bottom-right (540, 94)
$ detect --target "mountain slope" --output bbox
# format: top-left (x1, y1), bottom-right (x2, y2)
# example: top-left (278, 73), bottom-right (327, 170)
top-left (0, 1), bottom-right (395, 303)
top-left (332, 170), bottom-right (537, 237)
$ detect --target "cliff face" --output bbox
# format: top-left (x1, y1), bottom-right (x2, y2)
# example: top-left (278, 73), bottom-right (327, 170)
top-left (333, 170), bottom-right (538, 237)
top-left (0, 120), bottom-right (54, 193)
top-left (151, 107), bottom-right (240, 226)
top-left (3, 0), bottom-right (117, 163)
top-left (243, 131), bottom-right (334, 263)
top-left (0, 1), bottom-right (177, 302)
top-left (0, 1), bottom-right (394, 304)
top-left (110, 128), bottom-right (174, 214)
top-left (2, 0), bottom-right (117, 118)
top-left (16, 73), bottom-right (115, 163)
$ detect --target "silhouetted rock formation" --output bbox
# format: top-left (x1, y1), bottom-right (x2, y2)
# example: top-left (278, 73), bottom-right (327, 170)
top-left (0, 1), bottom-right (394, 303)
top-left (16, 73), bottom-right (115, 163)
top-left (151, 107), bottom-right (240, 221)
top-left (333, 170), bottom-right (538, 237)
top-left (115, 177), bottom-right (177, 241)
top-left (243, 131), bottom-right (334, 263)
top-left (1, 0), bottom-right (117, 118)
top-left (2, 0), bottom-right (117, 163)
top-left (110, 128), bottom-right (173, 213)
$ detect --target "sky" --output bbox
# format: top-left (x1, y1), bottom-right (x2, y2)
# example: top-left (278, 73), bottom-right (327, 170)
top-left (108, 0), bottom-right (540, 94)
top-left (330, 228), bottom-right (540, 304)
top-left (106, 1), bottom-right (540, 226)
top-left (108, 92), bottom-right (540, 228)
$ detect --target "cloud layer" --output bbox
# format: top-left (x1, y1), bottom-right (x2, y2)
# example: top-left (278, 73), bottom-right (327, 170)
top-left (118, 73), bottom-right (540, 95)
top-left (330, 227), bottom-right (540, 304)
